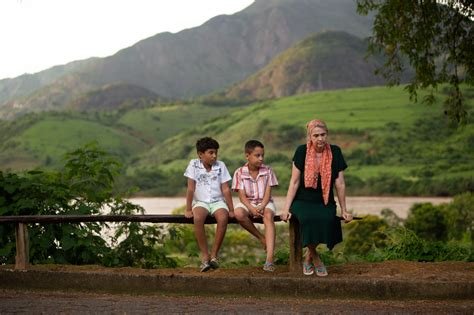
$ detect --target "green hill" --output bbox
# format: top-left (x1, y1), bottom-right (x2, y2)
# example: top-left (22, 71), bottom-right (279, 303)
top-left (1, 85), bottom-right (472, 196)
top-left (129, 85), bottom-right (473, 196)
top-left (0, 114), bottom-right (147, 170)
top-left (0, 103), bottom-right (240, 171)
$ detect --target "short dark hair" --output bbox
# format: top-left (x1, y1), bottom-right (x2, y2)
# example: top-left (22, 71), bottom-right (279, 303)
top-left (245, 139), bottom-right (264, 154)
top-left (196, 137), bottom-right (219, 153)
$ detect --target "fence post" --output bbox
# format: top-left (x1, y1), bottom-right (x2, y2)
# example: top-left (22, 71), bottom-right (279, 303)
top-left (15, 223), bottom-right (29, 270)
top-left (289, 217), bottom-right (302, 273)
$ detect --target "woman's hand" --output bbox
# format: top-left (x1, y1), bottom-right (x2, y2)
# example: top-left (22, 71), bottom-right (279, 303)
top-left (280, 211), bottom-right (292, 222)
top-left (342, 211), bottom-right (353, 223)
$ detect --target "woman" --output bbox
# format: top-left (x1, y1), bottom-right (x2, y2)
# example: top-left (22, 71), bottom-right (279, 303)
top-left (280, 119), bottom-right (352, 276)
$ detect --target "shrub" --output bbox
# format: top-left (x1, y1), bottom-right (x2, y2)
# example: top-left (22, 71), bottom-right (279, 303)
top-left (443, 192), bottom-right (474, 242)
top-left (343, 215), bottom-right (388, 256)
top-left (404, 203), bottom-right (448, 241)
top-left (380, 208), bottom-right (403, 227)
top-left (382, 227), bottom-right (471, 262)
top-left (0, 143), bottom-right (177, 268)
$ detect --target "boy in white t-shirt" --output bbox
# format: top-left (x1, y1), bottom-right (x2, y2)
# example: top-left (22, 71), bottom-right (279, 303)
top-left (184, 137), bottom-right (234, 272)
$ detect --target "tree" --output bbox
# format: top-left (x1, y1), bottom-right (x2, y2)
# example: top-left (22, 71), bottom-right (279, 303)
top-left (344, 215), bottom-right (389, 256)
top-left (443, 192), bottom-right (474, 242)
top-left (357, 0), bottom-right (473, 124)
top-left (404, 202), bottom-right (448, 241)
top-left (0, 143), bottom-right (177, 268)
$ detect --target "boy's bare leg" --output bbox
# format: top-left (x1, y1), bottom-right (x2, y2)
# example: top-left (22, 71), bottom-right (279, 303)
top-left (234, 207), bottom-right (266, 248)
top-left (263, 208), bottom-right (275, 263)
top-left (210, 208), bottom-right (229, 258)
top-left (193, 206), bottom-right (210, 262)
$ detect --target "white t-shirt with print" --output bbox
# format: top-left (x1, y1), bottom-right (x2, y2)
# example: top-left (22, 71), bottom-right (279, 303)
top-left (184, 159), bottom-right (232, 203)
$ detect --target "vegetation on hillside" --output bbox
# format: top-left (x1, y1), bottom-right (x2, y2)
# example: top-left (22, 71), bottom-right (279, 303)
top-left (0, 103), bottom-right (240, 171)
top-left (129, 85), bottom-right (474, 197)
top-left (1, 85), bottom-right (472, 197)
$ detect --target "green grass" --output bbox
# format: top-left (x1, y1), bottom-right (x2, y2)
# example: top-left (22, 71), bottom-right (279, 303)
top-left (259, 86), bottom-right (438, 130)
top-left (118, 104), bottom-right (237, 143)
top-left (209, 86), bottom-right (441, 159)
top-left (0, 103), bottom-right (239, 171)
top-left (9, 118), bottom-right (148, 167)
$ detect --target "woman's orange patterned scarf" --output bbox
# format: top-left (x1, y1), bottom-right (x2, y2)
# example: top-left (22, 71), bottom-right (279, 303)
top-left (304, 119), bottom-right (332, 205)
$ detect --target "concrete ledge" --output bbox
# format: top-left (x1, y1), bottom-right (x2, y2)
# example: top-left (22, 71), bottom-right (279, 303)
top-left (1, 269), bottom-right (472, 300)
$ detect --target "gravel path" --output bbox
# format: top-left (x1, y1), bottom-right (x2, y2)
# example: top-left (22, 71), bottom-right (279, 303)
top-left (1, 289), bottom-right (473, 314)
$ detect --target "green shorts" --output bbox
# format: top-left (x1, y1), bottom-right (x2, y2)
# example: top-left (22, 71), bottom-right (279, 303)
top-left (192, 200), bottom-right (229, 216)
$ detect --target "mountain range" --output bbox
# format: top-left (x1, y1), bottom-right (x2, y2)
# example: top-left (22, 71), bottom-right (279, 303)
top-left (0, 0), bottom-right (375, 119)
top-left (219, 31), bottom-right (387, 100)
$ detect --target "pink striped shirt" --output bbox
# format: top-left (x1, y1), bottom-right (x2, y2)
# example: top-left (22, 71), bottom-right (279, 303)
top-left (231, 163), bottom-right (279, 204)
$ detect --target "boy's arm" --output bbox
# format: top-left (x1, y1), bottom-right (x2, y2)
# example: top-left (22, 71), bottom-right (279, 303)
top-left (259, 168), bottom-right (278, 213)
top-left (221, 182), bottom-right (234, 215)
top-left (238, 189), bottom-right (261, 217)
top-left (259, 183), bottom-right (272, 212)
top-left (185, 178), bottom-right (195, 218)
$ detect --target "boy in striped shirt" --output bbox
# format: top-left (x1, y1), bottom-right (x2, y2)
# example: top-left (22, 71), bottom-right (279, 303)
top-left (232, 140), bottom-right (279, 272)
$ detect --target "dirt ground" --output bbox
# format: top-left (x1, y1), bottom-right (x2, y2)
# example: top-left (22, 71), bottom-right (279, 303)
top-left (1, 289), bottom-right (473, 314)
top-left (1, 261), bottom-right (473, 314)
top-left (18, 260), bottom-right (473, 282)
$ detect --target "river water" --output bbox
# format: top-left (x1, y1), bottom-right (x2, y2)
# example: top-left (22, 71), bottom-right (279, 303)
top-left (129, 196), bottom-right (452, 219)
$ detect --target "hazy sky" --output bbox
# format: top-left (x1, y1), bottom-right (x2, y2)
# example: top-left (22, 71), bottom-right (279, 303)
top-left (0, 0), bottom-right (254, 80)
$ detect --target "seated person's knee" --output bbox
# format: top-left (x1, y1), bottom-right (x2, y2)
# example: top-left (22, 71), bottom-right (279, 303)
top-left (264, 209), bottom-right (274, 220)
top-left (234, 208), bottom-right (247, 220)
top-left (214, 209), bottom-right (229, 222)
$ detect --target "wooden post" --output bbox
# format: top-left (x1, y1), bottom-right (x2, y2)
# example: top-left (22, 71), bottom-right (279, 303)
top-left (15, 223), bottom-right (29, 270)
top-left (289, 217), bottom-right (302, 273)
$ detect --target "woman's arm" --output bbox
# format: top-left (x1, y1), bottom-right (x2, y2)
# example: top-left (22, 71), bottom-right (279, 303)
top-left (185, 178), bottom-right (195, 218)
top-left (280, 163), bottom-right (301, 222)
top-left (335, 171), bottom-right (352, 222)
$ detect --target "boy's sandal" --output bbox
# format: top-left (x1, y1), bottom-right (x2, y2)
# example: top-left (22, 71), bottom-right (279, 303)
top-left (200, 261), bottom-right (211, 273)
top-left (316, 264), bottom-right (328, 277)
top-left (210, 257), bottom-right (220, 269)
top-left (303, 262), bottom-right (315, 276)
top-left (263, 262), bottom-right (275, 272)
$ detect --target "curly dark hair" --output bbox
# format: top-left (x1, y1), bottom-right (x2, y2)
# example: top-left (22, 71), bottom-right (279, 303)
top-left (196, 137), bottom-right (219, 153)
top-left (244, 139), bottom-right (264, 154)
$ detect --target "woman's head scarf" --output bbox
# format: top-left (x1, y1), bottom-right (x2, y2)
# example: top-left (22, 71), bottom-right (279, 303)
top-left (304, 119), bottom-right (332, 205)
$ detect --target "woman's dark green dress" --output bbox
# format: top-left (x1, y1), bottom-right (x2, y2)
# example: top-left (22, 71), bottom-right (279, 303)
top-left (291, 144), bottom-right (347, 249)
